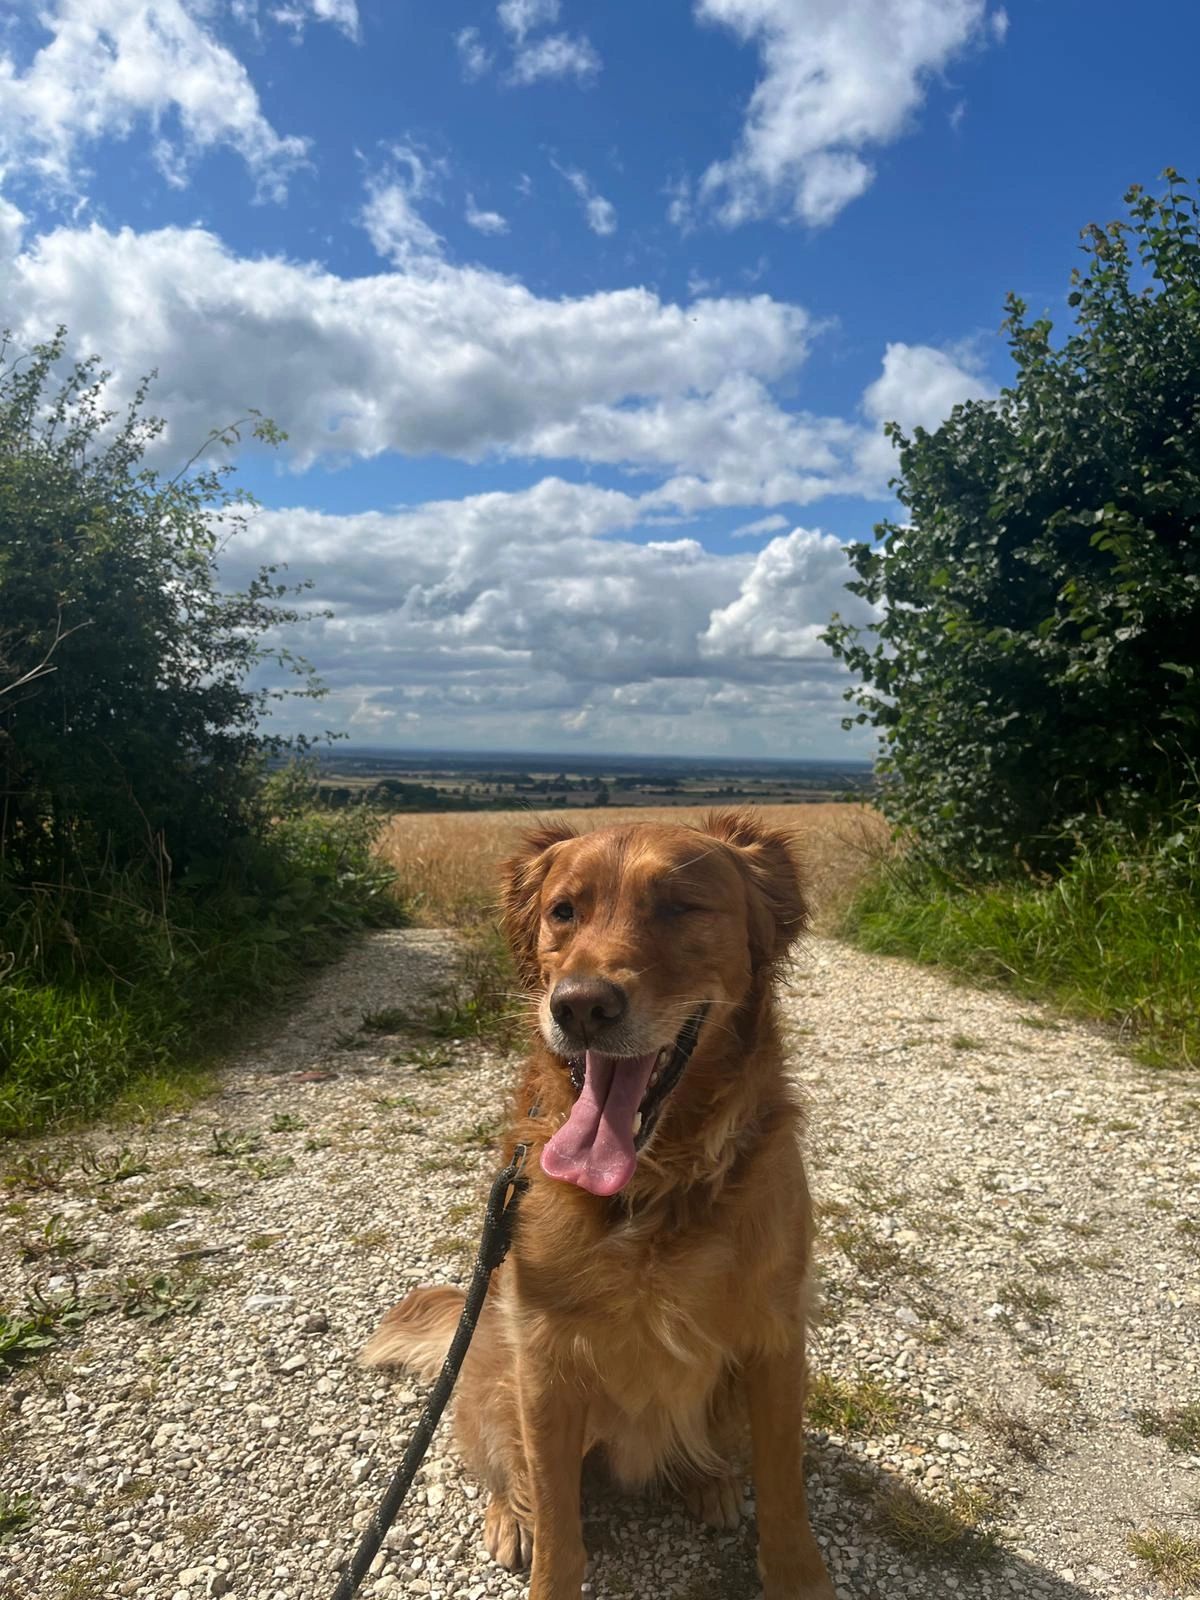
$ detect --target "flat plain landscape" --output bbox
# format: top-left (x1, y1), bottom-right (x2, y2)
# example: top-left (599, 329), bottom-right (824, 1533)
top-left (315, 749), bottom-right (875, 816)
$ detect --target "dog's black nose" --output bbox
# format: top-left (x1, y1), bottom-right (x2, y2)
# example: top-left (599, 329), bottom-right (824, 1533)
top-left (550, 977), bottom-right (628, 1037)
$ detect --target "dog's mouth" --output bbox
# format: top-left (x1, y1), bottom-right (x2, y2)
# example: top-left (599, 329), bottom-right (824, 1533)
top-left (541, 1007), bottom-right (709, 1198)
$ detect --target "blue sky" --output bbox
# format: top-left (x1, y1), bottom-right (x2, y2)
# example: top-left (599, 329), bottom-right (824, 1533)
top-left (2, 0), bottom-right (1197, 758)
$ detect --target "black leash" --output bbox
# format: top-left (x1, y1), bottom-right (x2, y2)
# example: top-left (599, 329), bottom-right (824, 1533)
top-left (331, 1138), bottom-right (533, 1600)
top-left (331, 1011), bottom-right (709, 1598)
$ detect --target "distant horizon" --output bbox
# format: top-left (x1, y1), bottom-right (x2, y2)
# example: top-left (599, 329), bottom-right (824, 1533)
top-left (321, 743), bottom-right (876, 771)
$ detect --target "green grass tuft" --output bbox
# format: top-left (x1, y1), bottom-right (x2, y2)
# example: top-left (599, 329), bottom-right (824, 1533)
top-left (1128, 1528), bottom-right (1200, 1591)
top-left (0, 1292), bottom-right (91, 1373)
top-left (411, 927), bottom-right (526, 1050)
top-left (1134, 1403), bottom-right (1200, 1454)
top-left (873, 1480), bottom-right (1002, 1566)
top-left (0, 1491), bottom-right (35, 1543)
top-left (807, 1370), bottom-right (909, 1437)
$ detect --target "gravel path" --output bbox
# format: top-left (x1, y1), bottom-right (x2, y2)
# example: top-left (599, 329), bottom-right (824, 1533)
top-left (2, 930), bottom-right (1199, 1600)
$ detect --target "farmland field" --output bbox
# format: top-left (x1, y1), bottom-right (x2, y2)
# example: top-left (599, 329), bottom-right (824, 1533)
top-left (377, 801), bottom-right (889, 930)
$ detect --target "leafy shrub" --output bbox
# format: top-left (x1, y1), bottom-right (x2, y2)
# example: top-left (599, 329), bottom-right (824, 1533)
top-left (0, 331), bottom-right (401, 1133)
top-left (825, 172), bottom-right (1200, 874)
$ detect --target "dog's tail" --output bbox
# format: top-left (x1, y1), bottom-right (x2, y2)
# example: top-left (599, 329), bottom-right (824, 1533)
top-left (359, 1285), bottom-right (465, 1381)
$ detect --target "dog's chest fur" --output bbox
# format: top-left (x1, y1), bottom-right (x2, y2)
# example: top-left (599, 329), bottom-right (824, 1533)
top-left (513, 1163), bottom-right (800, 1384)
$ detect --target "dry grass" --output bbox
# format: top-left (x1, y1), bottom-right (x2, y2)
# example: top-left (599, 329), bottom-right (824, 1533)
top-left (1128, 1527), bottom-right (1200, 1592)
top-left (377, 803), bottom-right (888, 930)
top-left (872, 1480), bottom-right (1002, 1567)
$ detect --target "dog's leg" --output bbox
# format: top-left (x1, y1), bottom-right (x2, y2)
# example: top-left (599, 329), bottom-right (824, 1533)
top-left (518, 1360), bottom-right (588, 1600)
top-left (745, 1341), bottom-right (835, 1600)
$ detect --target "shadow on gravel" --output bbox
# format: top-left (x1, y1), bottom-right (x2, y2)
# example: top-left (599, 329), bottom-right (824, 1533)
top-left (569, 1442), bottom-right (1099, 1600)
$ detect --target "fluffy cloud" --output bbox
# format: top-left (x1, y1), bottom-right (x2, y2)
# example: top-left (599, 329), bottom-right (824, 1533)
top-left (701, 527), bottom-right (862, 660)
top-left (508, 33), bottom-right (601, 85)
top-left (360, 147), bottom-right (444, 265)
top-left (3, 197), bottom-right (993, 513)
top-left (3, 181), bottom-right (997, 531)
top-left (524, 373), bottom-right (854, 497)
top-left (0, 194), bottom-right (24, 263)
top-left (854, 338), bottom-right (994, 482)
top-left (555, 164), bottom-right (617, 235)
top-left (0, 0), bottom-right (309, 199)
top-left (218, 489), bottom-right (876, 752)
top-left (465, 195), bottom-right (509, 235)
top-left (862, 339), bottom-right (994, 433)
top-left (3, 214), bottom-right (816, 480)
top-left (691, 0), bottom-right (998, 227)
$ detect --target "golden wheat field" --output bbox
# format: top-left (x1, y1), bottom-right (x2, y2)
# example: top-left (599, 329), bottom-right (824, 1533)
top-left (376, 803), bottom-right (889, 931)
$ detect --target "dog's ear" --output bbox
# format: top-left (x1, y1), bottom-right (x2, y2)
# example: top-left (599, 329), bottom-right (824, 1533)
top-left (700, 809), bottom-right (809, 969)
top-left (500, 822), bottom-right (577, 988)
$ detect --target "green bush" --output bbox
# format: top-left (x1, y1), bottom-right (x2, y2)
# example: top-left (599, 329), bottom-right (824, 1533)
top-left (825, 172), bottom-right (1200, 875)
top-left (0, 332), bottom-right (401, 1134)
top-left (841, 803), bottom-right (1200, 1067)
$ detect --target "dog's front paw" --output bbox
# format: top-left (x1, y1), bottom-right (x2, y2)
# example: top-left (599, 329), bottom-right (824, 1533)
top-left (762, 1580), bottom-right (836, 1600)
top-left (483, 1494), bottom-right (533, 1570)
top-left (681, 1468), bottom-right (745, 1530)
top-left (760, 1549), bottom-right (836, 1600)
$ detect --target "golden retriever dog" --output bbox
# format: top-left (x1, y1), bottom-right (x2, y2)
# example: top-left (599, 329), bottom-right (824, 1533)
top-left (361, 810), bottom-right (834, 1600)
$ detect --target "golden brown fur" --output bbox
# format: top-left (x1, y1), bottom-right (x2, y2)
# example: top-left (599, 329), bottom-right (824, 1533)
top-left (361, 810), bottom-right (834, 1599)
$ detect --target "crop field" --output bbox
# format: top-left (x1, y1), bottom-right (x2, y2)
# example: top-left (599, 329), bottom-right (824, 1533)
top-left (377, 801), bottom-right (889, 930)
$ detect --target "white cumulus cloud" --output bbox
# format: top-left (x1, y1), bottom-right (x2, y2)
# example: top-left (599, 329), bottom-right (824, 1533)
top-left (213, 485), bottom-right (876, 753)
top-left (701, 527), bottom-right (864, 661)
top-left (2, 210), bottom-right (819, 479)
top-left (555, 163), bottom-right (617, 235)
top-left (359, 146), bottom-right (443, 266)
top-left (855, 338), bottom-right (994, 483)
top-left (465, 195), bottom-right (509, 235)
top-left (0, 0), bottom-right (310, 200)
top-left (692, 0), bottom-right (999, 227)
top-left (862, 339), bottom-right (994, 433)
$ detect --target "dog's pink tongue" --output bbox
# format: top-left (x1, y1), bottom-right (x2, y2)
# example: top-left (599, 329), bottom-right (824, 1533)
top-left (541, 1050), bottom-right (659, 1197)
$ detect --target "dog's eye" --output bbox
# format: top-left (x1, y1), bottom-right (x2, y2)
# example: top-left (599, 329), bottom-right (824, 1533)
top-left (549, 901), bottom-right (575, 923)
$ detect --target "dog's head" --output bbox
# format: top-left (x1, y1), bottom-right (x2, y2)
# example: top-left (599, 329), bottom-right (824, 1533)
top-left (501, 810), bottom-right (807, 1196)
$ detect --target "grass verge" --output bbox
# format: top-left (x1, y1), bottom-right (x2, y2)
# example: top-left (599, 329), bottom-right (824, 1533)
top-left (0, 797), bottom-right (401, 1137)
top-left (380, 924), bottom-right (528, 1053)
top-left (839, 803), bottom-right (1200, 1068)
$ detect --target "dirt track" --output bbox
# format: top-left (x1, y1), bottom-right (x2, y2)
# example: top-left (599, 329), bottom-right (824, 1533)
top-left (2, 929), bottom-right (1198, 1600)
